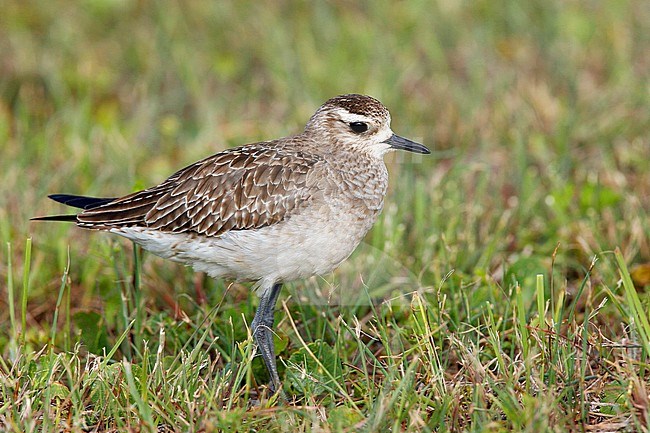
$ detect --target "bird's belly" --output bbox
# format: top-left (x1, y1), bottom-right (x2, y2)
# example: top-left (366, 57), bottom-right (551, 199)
top-left (111, 207), bottom-right (378, 283)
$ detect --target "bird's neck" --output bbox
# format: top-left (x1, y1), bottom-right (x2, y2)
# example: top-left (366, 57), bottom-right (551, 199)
top-left (331, 149), bottom-right (389, 213)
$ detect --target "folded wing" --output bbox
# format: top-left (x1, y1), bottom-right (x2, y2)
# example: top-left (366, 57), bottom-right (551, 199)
top-left (76, 143), bottom-right (320, 236)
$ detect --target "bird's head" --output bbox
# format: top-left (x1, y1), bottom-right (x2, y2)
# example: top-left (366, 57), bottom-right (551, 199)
top-left (304, 94), bottom-right (430, 158)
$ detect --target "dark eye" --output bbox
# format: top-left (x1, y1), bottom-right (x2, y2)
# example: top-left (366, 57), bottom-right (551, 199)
top-left (349, 122), bottom-right (368, 133)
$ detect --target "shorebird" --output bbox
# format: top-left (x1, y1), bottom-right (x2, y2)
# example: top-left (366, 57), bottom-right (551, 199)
top-left (33, 94), bottom-right (430, 393)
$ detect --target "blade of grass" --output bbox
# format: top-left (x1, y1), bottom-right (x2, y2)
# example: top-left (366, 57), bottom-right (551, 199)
top-left (282, 300), bottom-right (360, 410)
top-left (615, 248), bottom-right (650, 356)
top-left (21, 238), bottom-right (32, 347)
top-left (536, 273), bottom-right (547, 385)
top-left (486, 303), bottom-right (508, 377)
top-left (566, 256), bottom-right (597, 325)
top-left (536, 274), bottom-right (546, 333)
top-left (43, 249), bottom-right (71, 432)
top-left (6, 243), bottom-right (16, 347)
top-left (515, 283), bottom-right (530, 390)
top-left (133, 243), bottom-right (144, 357)
top-left (123, 360), bottom-right (155, 429)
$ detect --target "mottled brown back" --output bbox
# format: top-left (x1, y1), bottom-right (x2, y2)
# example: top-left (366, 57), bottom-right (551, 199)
top-left (77, 142), bottom-right (321, 236)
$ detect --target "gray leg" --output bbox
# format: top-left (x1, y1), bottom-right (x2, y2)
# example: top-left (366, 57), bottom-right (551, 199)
top-left (251, 282), bottom-right (283, 393)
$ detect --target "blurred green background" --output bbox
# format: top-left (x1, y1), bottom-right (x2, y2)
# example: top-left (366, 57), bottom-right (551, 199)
top-left (0, 0), bottom-right (649, 430)
top-left (2, 0), bottom-right (647, 301)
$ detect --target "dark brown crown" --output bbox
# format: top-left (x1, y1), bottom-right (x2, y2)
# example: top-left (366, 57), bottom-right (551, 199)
top-left (323, 94), bottom-right (389, 119)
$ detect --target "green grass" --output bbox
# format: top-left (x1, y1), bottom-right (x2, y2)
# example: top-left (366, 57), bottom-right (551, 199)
top-left (1, 0), bottom-right (649, 431)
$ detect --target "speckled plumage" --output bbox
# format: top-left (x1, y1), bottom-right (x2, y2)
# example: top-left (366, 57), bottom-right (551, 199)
top-left (77, 142), bottom-right (320, 236)
top-left (34, 94), bottom-right (430, 393)
top-left (103, 143), bottom-right (389, 286)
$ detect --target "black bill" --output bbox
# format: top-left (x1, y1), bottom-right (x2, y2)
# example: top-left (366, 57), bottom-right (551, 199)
top-left (384, 134), bottom-right (430, 154)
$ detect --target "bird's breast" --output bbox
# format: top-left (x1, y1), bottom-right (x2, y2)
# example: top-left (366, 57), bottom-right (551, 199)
top-left (318, 154), bottom-right (388, 215)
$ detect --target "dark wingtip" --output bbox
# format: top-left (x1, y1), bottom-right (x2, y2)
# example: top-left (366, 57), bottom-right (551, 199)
top-left (31, 214), bottom-right (78, 222)
top-left (48, 194), bottom-right (116, 210)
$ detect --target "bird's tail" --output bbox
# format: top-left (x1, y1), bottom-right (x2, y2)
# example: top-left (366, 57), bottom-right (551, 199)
top-left (31, 214), bottom-right (78, 222)
top-left (31, 194), bottom-right (116, 223)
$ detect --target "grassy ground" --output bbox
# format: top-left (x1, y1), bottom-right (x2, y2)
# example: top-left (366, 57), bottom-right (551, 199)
top-left (1, 1), bottom-right (649, 431)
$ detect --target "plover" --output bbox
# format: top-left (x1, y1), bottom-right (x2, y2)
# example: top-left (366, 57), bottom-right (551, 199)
top-left (34, 94), bottom-right (430, 393)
